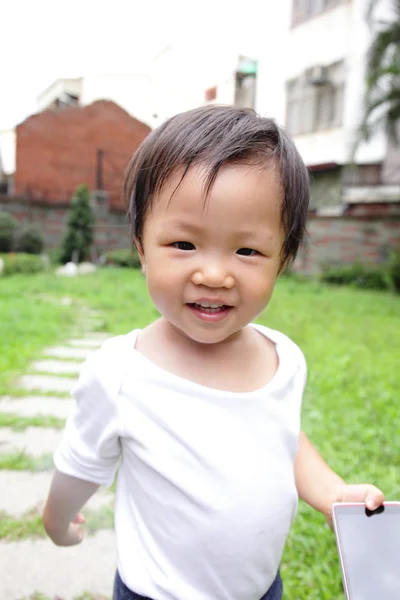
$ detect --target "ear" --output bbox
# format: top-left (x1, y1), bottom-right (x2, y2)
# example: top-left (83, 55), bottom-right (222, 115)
top-left (134, 238), bottom-right (146, 274)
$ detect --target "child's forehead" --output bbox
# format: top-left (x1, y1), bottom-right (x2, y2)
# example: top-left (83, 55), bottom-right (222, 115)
top-left (155, 162), bottom-right (282, 207)
top-left (147, 163), bottom-right (283, 234)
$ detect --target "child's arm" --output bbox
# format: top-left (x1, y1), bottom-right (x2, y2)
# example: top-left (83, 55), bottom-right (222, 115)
top-left (295, 431), bottom-right (384, 527)
top-left (42, 470), bottom-right (99, 546)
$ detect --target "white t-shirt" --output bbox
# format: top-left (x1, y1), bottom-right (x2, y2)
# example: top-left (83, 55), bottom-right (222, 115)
top-left (54, 324), bottom-right (307, 600)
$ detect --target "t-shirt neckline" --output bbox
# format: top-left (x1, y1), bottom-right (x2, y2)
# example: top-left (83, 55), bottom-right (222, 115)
top-left (125, 324), bottom-right (287, 399)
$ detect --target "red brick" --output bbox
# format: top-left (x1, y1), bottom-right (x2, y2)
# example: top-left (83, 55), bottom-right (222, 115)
top-left (15, 100), bottom-right (150, 207)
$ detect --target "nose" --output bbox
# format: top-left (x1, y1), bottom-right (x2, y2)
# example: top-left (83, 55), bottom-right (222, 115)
top-left (191, 259), bottom-right (234, 289)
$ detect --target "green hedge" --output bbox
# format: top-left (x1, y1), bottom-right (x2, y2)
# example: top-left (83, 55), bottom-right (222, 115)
top-left (0, 253), bottom-right (47, 276)
top-left (104, 248), bottom-right (141, 269)
top-left (0, 213), bottom-right (18, 253)
top-left (321, 255), bottom-right (400, 292)
top-left (14, 225), bottom-right (45, 254)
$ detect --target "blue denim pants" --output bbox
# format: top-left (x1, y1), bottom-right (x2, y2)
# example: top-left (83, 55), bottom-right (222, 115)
top-left (113, 569), bottom-right (283, 600)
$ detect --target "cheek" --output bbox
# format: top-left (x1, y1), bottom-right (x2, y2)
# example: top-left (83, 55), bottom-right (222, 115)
top-left (145, 262), bottom-right (183, 308)
top-left (242, 267), bottom-right (278, 302)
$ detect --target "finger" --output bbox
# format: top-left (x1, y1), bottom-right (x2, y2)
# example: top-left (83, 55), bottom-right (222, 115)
top-left (338, 484), bottom-right (384, 509)
top-left (72, 513), bottom-right (86, 524)
top-left (365, 485), bottom-right (385, 510)
top-left (70, 523), bottom-right (85, 544)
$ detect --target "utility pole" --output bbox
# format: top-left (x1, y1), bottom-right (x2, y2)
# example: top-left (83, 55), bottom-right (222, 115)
top-left (96, 149), bottom-right (105, 190)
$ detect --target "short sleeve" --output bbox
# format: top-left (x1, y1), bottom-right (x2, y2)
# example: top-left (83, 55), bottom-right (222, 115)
top-left (54, 339), bottom-right (124, 487)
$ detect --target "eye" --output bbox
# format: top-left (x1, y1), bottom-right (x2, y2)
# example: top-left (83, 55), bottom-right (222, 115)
top-left (172, 241), bottom-right (196, 251)
top-left (237, 248), bottom-right (259, 256)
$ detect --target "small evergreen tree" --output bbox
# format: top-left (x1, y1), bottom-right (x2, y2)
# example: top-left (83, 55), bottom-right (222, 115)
top-left (0, 212), bottom-right (18, 252)
top-left (61, 184), bottom-right (95, 263)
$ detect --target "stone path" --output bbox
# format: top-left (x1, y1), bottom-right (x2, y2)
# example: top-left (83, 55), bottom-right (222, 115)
top-left (0, 321), bottom-right (117, 600)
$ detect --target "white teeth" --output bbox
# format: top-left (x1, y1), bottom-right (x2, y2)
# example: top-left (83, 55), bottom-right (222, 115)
top-left (198, 302), bottom-right (223, 308)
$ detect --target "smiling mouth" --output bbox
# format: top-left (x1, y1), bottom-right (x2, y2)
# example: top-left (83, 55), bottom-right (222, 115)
top-left (188, 303), bottom-right (232, 314)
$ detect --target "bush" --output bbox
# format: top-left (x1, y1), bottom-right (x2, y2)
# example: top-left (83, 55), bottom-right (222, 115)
top-left (321, 262), bottom-right (392, 291)
top-left (0, 212), bottom-right (18, 252)
top-left (47, 247), bottom-right (64, 265)
top-left (104, 248), bottom-right (141, 269)
top-left (61, 184), bottom-right (95, 263)
top-left (388, 249), bottom-right (400, 292)
top-left (14, 225), bottom-right (45, 254)
top-left (0, 253), bottom-right (46, 275)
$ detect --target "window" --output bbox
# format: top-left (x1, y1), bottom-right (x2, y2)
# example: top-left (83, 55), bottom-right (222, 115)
top-left (286, 61), bottom-right (345, 135)
top-left (292, 0), bottom-right (343, 26)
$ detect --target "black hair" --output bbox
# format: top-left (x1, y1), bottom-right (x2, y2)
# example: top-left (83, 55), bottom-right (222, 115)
top-left (123, 105), bottom-right (309, 267)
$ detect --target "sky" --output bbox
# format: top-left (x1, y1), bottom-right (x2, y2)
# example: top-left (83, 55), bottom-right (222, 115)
top-left (0, 0), bottom-right (269, 131)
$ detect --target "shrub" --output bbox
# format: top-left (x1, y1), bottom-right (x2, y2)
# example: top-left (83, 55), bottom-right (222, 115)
top-left (320, 263), bottom-right (392, 291)
top-left (0, 212), bottom-right (18, 252)
top-left (0, 253), bottom-right (46, 275)
top-left (47, 247), bottom-right (64, 265)
top-left (388, 249), bottom-right (400, 292)
top-left (14, 225), bottom-right (45, 254)
top-left (104, 248), bottom-right (141, 269)
top-left (60, 184), bottom-right (95, 263)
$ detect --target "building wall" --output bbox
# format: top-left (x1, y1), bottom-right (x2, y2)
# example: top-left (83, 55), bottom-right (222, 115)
top-left (0, 191), bottom-right (131, 254)
top-left (309, 170), bottom-right (343, 208)
top-left (2, 193), bottom-right (398, 273)
top-left (37, 78), bottom-right (83, 112)
top-left (0, 129), bottom-right (16, 177)
top-left (256, 0), bottom-right (388, 167)
top-left (15, 100), bottom-right (150, 207)
top-left (296, 203), bottom-right (400, 274)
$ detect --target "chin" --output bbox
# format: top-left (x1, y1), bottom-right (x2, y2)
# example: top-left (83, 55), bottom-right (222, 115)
top-left (184, 326), bottom-right (241, 346)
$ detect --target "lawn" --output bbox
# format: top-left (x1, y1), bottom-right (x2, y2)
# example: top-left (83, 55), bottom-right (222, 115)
top-left (1, 268), bottom-right (399, 598)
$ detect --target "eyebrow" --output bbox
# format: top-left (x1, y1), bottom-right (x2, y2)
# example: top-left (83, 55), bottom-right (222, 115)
top-left (168, 221), bottom-right (276, 242)
top-left (167, 221), bottom-right (203, 234)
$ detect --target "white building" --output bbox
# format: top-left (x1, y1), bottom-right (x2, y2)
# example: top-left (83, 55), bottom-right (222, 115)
top-left (36, 73), bottom-right (155, 128)
top-left (0, 129), bottom-right (16, 193)
top-left (149, 0), bottom-right (399, 208)
top-left (256, 0), bottom-right (400, 207)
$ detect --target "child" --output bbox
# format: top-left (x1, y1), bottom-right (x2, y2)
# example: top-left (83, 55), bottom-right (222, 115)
top-left (43, 105), bottom-right (384, 600)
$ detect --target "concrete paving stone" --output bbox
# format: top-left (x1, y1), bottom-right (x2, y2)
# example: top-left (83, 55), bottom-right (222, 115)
top-left (0, 427), bottom-right (62, 457)
top-left (42, 346), bottom-right (95, 360)
top-left (67, 337), bottom-right (108, 348)
top-left (30, 360), bottom-right (82, 375)
top-left (0, 397), bottom-right (74, 419)
top-left (0, 470), bottom-right (113, 518)
top-left (79, 331), bottom-right (109, 339)
top-left (18, 375), bottom-right (74, 394)
top-left (0, 529), bottom-right (116, 599)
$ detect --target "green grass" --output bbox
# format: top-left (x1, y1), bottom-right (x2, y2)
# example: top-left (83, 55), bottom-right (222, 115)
top-left (0, 511), bottom-right (45, 541)
top-left (0, 503), bottom-right (114, 542)
top-left (1, 269), bottom-right (399, 598)
top-left (27, 370), bottom-right (78, 379)
top-left (0, 451), bottom-right (53, 471)
top-left (0, 280), bottom-right (76, 396)
top-left (5, 388), bottom-right (71, 398)
top-left (0, 413), bottom-right (64, 431)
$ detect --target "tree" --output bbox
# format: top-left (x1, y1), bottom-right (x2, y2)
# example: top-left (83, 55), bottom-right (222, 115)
top-left (359, 0), bottom-right (400, 144)
top-left (61, 184), bottom-right (95, 263)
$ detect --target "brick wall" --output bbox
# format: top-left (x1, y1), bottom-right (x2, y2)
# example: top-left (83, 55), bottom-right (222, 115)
top-left (15, 100), bottom-right (151, 207)
top-left (2, 190), bottom-right (399, 273)
top-left (0, 191), bottom-right (131, 255)
top-left (295, 203), bottom-right (400, 274)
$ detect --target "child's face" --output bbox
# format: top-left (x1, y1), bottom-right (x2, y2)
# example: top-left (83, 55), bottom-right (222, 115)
top-left (138, 163), bottom-right (284, 345)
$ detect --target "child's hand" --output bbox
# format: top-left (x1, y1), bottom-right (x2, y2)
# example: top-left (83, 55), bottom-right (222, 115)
top-left (326, 483), bottom-right (384, 528)
top-left (67, 512), bottom-right (86, 545)
top-left (43, 512), bottom-right (86, 546)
